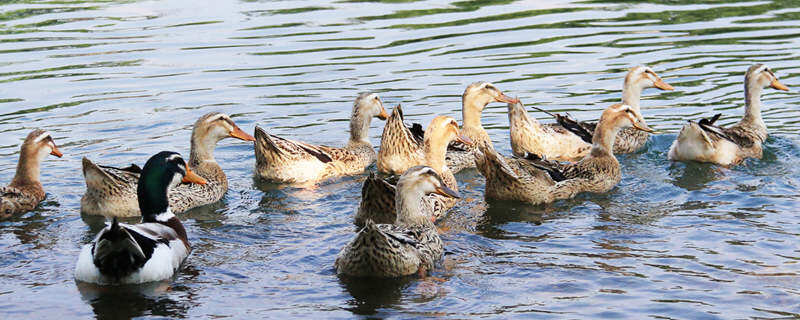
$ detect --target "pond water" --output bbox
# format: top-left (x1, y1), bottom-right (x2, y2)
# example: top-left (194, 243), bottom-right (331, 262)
top-left (0, 0), bottom-right (799, 318)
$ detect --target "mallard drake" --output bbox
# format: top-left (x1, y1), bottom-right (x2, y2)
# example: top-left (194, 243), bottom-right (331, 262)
top-left (75, 151), bottom-right (207, 285)
top-left (335, 166), bottom-right (460, 277)
top-left (254, 92), bottom-right (388, 184)
top-left (668, 64), bottom-right (789, 166)
top-left (477, 104), bottom-right (654, 204)
top-left (446, 81), bottom-right (519, 173)
top-left (508, 100), bottom-right (591, 161)
top-left (81, 112), bottom-right (254, 217)
top-left (356, 116), bottom-right (471, 226)
top-left (0, 130), bottom-right (62, 219)
top-left (556, 65), bottom-right (673, 154)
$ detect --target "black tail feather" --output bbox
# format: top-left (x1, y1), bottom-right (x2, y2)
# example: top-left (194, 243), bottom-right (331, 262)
top-left (555, 113), bottom-right (593, 144)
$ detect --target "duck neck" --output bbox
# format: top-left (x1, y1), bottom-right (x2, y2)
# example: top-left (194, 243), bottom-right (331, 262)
top-left (424, 137), bottom-right (449, 174)
top-left (349, 112), bottom-right (372, 146)
top-left (742, 80), bottom-right (765, 128)
top-left (10, 148), bottom-right (43, 187)
top-left (138, 174), bottom-right (171, 223)
top-left (189, 131), bottom-right (219, 167)
top-left (395, 186), bottom-right (432, 228)
top-left (621, 81), bottom-right (642, 112)
top-left (462, 98), bottom-right (484, 131)
top-left (590, 122), bottom-right (620, 157)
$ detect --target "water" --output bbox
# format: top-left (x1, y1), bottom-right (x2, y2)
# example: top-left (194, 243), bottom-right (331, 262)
top-left (0, 0), bottom-right (799, 318)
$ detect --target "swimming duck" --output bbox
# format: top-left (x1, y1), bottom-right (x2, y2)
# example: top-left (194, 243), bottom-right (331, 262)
top-left (254, 93), bottom-right (388, 184)
top-left (81, 112), bottom-right (254, 217)
top-left (668, 64), bottom-right (789, 166)
top-left (75, 151), bottom-right (207, 285)
top-left (356, 116), bottom-right (471, 226)
top-left (508, 100), bottom-right (591, 161)
top-left (0, 130), bottom-right (62, 219)
top-left (477, 104), bottom-right (653, 204)
top-left (556, 65), bottom-right (673, 154)
top-left (446, 81), bottom-right (519, 173)
top-left (335, 166), bottom-right (460, 277)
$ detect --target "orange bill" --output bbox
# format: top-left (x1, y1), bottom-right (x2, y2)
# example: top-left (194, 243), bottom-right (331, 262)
top-left (456, 134), bottom-right (473, 146)
top-left (182, 167), bottom-right (208, 185)
top-left (50, 145), bottom-right (63, 158)
top-left (771, 79), bottom-right (789, 91)
top-left (434, 185), bottom-right (460, 199)
top-left (230, 125), bottom-right (255, 141)
top-left (376, 106), bottom-right (389, 120)
top-left (632, 121), bottom-right (655, 133)
top-left (496, 94), bottom-right (519, 104)
top-left (653, 78), bottom-right (674, 91)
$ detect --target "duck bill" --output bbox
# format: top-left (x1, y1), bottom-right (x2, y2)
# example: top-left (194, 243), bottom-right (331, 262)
top-left (230, 126), bottom-right (256, 141)
top-left (771, 79), bottom-right (789, 91)
top-left (496, 93), bottom-right (519, 104)
top-left (182, 167), bottom-right (208, 185)
top-left (50, 145), bottom-right (63, 158)
top-left (653, 78), bottom-right (674, 91)
top-left (632, 121), bottom-right (655, 133)
top-left (455, 134), bottom-right (473, 146)
top-left (434, 185), bottom-right (460, 199)
top-left (376, 105), bottom-right (389, 120)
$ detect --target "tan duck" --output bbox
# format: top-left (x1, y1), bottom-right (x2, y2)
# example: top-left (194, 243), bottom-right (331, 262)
top-left (81, 112), bottom-right (254, 217)
top-left (0, 130), bottom-right (62, 219)
top-left (508, 100), bottom-right (590, 161)
top-left (254, 92), bottom-right (388, 184)
top-left (556, 65), bottom-right (673, 154)
top-left (335, 166), bottom-right (460, 277)
top-left (356, 116), bottom-right (471, 227)
top-left (477, 104), bottom-right (653, 204)
top-left (446, 81), bottom-right (519, 173)
top-left (668, 64), bottom-right (789, 166)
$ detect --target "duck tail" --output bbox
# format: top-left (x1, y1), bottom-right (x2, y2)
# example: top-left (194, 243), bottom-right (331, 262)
top-left (555, 113), bottom-right (594, 144)
top-left (92, 218), bottom-right (151, 280)
top-left (476, 144), bottom-right (519, 182)
top-left (82, 157), bottom-right (139, 190)
top-left (679, 121), bottom-right (715, 149)
top-left (355, 172), bottom-right (397, 227)
top-left (254, 126), bottom-right (286, 161)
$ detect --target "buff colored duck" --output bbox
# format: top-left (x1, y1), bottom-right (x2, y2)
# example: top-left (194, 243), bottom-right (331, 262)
top-left (81, 112), bottom-right (254, 217)
top-left (0, 130), bottom-right (62, 219)
top-left (477, 104), bottom-right (653, 204)
top-left (556, 65), bottom-right (673, 154)
top-left (335, 166), bottom-right (459, 277)
top-left (75, 151), bottom-right (207, 285)
top-left (356, 116), bottom-right (471, 227)
top-left (668, 64), bottom-right (789, 166)
top-left (446, 82), bottom-right (519, 173)
top-left (254, 93), bottom-right (388, 184)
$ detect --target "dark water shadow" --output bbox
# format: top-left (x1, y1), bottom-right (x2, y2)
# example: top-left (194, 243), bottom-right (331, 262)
top-left (75, 277), bottom-right (197, 319)
top-left (337, 274), bottom-right (417, 316)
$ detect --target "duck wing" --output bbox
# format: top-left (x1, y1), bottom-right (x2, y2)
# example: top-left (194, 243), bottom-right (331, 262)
top-left (521, 153), bottom-right (570, 182)
top-left (254, 126), bottom-right (334, 164)
top-left (555, 113), bottom-right (595, 144)
top-left (696, 113), bottom-right (738, 145)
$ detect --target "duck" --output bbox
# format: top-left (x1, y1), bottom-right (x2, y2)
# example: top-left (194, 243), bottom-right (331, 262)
top-left (356, 116), bottom-right (471, 227)
top-left (0, 129), bottom-right (62, 219)
top-left (668, 64), bottom-right (789, 166)
top-left (508, 100), bottom-right (591, 161)
top-left (75, 151), bottom-right (207, 285)
top-left (254, 92), bottom-right (388, 184)
top-left (445, 81), bottom-right (519, 173)
top-left (555, 65), bottom-right (673, 154)
top-left (335, 166), bottom-right (460, 277)
top-left (476, 104), bottom-right (654, 204)
top-left (81, 112), bottom-right (254, 217)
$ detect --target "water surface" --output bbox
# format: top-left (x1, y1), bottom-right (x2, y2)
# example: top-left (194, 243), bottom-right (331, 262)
top-left (0, 0), bottom-right (799, 318)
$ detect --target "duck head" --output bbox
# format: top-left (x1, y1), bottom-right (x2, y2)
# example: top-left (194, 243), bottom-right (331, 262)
top-left (746, 64), bottom-right (789, 92)
top-left (626, 65), bottom-right (674, 92)
top-left (10, 129), bottom-right (62, 186)
top-left (423, 116), bottom-right (472, 172)
top-left (350, 92), bottom-right (388, 143)
top-left (463, 81), bottom-right (519, 113)
top-left (190, 112), bottom-right (254, 163)
top-left (598, 104), bottom-right (654, 133)
top-left (137, 151), bottom-right (207, 221)
top-left (395, 165), bottom-right (460, 226)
